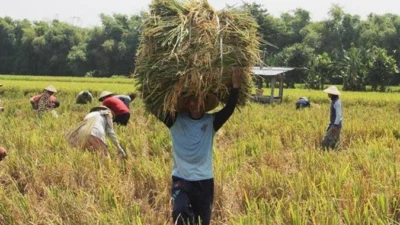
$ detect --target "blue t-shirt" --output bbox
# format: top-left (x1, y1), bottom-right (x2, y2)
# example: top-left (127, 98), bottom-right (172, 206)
top-left (170, 113), bottom-right (215, 181)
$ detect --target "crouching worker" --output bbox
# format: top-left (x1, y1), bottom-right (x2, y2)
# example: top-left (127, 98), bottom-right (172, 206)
top-left (30, 85), bottom-right (60, 117)
top-left (296, 97), bottom-right (310, 109)
top-left (0, 147), bottom-right (7, 161)
top-left (76, 90), bottom-right (93, 104)
top-left (66, 106), bottom-right (127, 158)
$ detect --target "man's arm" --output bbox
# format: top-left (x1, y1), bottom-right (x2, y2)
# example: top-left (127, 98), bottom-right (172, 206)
top-left (105, 122), bottom-right (127, 158)
top-left (213, 67), bottom-right (243, 132)
top-left (213, 88), bottom-right (239, 131)
top-left (157, 112), bottom-right (177, 128)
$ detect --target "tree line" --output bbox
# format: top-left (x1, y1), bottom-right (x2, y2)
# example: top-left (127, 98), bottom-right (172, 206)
top-left (0, 3), bottom-right (399, 91)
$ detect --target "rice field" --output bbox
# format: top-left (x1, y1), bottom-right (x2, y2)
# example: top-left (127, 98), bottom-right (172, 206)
top-left (1, 75), bottom-right (400, 224)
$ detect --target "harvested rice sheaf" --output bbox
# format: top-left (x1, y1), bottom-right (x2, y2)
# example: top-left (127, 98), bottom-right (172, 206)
top-left (135, 0), bottom-right (261, 117)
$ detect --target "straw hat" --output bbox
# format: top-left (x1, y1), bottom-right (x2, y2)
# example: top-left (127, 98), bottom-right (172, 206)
top-left (99, 91), bottom-right (113, 101)
top-left (44, 85), bottom-right (57, 93)
top-left (323, 86), bottom-right (341, 96)
top-left (90, 105), bottom-right (115, 118)
top-left (90, 105), bottom-right (109, 113)
top-left (299, 97), bottom-right (309, 101)
top-left (177, 93), bottom-right (219, 113)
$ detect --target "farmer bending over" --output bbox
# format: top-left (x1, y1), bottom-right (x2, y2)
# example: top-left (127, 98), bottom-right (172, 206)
top-left (76, 90), bottom-right (93, 104)
top-left (295, 97), bottom-right (310, 109)
top-left (156, 68), bottom-right (243, 225)
top-left (66, 106), bottom-right (127, 158)
top-left (99, 91), bottom-right (131, 126)
top-left (30, 85), bottom-right (60, 117)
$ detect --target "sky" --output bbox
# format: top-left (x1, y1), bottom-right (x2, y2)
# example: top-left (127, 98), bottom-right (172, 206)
top-left (0, 0), bottom-right (399, 27)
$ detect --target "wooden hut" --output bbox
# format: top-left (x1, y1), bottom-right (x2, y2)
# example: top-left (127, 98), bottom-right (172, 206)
top-left (250, 67), bottom-right (295, 103)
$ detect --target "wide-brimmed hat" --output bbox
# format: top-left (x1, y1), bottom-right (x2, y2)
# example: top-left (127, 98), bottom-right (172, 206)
top-left (44, 85), bottom-right (57, 93)
top-left (299, 97), bottom-right (309, 101)
top-left (177, 93), bottom-right (219, 113)
top-left (90, 106), bottom-right (109, 113)
top-left (323, 86), bottom-right (341, 96)
top-left (99, 91), bottom-right (113, 101)
top-left (90, 106), bottom-right (115, 119)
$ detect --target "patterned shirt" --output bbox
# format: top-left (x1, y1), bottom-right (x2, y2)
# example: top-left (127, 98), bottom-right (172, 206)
top-left (37, 92), bottom-right (54, 113)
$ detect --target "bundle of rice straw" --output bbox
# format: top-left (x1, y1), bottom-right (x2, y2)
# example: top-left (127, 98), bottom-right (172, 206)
top-left (135, 0), bottom-right (261, 117)
top-left (65, 116), bottom-right (97, 149)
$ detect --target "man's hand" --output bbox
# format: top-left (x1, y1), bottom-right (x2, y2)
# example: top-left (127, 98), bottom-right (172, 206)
top-left (331, 125), bottom-right (339, 133)
top-left (232, 67), bottom-right (244, 88)
top-left (119, 147), bottom-right (127, 159)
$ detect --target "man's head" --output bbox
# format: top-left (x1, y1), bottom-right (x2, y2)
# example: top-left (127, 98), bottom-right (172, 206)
top-left (128, 93), bottom-right (137, 101)
top-left (177, 93), bottom-right (219, 117)
top-left (99, 91), bottom-right (113, 102)
top-left (186, 95), bottom-right (205, 115)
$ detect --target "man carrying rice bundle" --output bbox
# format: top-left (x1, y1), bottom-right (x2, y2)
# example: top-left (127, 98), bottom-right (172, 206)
top-left (135, 0), bottom-right (261, 224)
top-left (157, 68), bottom-right (243, 225)
top-left (66, 106), bottom-right (127, 158)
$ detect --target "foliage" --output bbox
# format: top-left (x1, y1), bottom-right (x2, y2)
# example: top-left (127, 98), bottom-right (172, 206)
top-left (367, 46), bottom-right (399, 92)
top-left (337, 44), bottom-right (368, 91)
top-left (1, 3), bottom-right (400, 90)
top-left (274, 43), bottom-right (315, 88)
top-left (306, 53), bottom-right (333, 90)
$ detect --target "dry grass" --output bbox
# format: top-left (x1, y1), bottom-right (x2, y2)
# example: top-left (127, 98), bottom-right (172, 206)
top-left (1, 76), bottom-right (400, 224)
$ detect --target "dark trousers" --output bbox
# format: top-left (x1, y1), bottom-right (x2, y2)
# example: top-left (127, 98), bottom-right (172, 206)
top-left (172, 176), bottom-right (214, 225)
top-left (113, 113), bottom-right (130, 126)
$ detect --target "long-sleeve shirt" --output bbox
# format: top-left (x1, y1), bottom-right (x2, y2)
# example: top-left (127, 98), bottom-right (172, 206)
top-left (84, 111), bottom-right (123, 152)
top-left (159, 88), bottom-right (239, 181)
top-left (113, 95), bottom-right (131, 108)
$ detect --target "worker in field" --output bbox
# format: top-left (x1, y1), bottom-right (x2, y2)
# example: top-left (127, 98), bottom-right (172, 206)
top-left (66, 106), bottom-right (127, 158)
top-left (155, 68), bottom-right (243, 225)
top-left (99, 91), bottom-right (131, 126)
top-left (295, 97), bottom-right (310, 109)
top-left (76, 90), bottom-right (93, 104)
top-left (0, 146), bottom-right (7, 161)
top-left (321, 86), bottom-right (343, 150)
top-left (113, 93), bottom-right (137, 108)
top-left (30, 85), bottom-right (60, 117)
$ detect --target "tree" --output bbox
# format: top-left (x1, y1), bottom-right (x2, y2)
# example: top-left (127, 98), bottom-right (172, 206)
top-left (306, 53), bottom-right (333, 89)
top-left (367, 46), bottom-right (398, 92)
top-left (274, 43), bottom-right (315, 88)
top-left (337, 44), bottom-right (368, 91)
